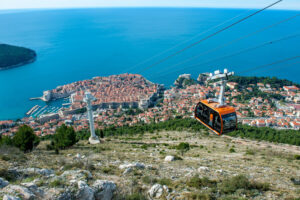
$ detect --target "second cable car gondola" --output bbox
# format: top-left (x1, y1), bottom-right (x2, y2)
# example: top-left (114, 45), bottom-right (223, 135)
top-left (194, 69), bottom-right (237, 135)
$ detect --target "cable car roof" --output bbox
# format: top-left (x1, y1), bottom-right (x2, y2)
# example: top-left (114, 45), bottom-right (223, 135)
top-left (201, 99), bottom-right (236, 116)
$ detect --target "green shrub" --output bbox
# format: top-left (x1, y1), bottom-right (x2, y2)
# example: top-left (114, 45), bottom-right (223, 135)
top-left (101, 118), bottom-right (205, 138)
top-left (64, 161), bottom-right (84, 170)
top-left (86, 163), bottom-right (96, 171)
top-left (229, 148), bottom-right (235, 153)
top-left (228, 124), bottom-right (300, 146)
top-left (0, 154), bottom-right (10, 161)
top-left (188, 192), bottom-right (213, 200)
top-left (187, 176), bottom-right (217, 189)
top-left (141, 144), bottom-right (148, 150)
top-left (0, 135), bottom-right (14, 146)
top-left (76, 118), bottom-right (300, 146)
top-left (36, 180), bottom-right (45, 187)
top-left (0, 168), bottom-right (18, 182)
top-left (50, 124), bottom-right (78, 150)
top-left (0, 145), bottom-right (26, 162)
top-left (94, 146), bottom-right (110, 153)
top-left (294, 155), bottom-right (300, 160)
top-left (49, 179), bottom-right (65, 188)
top-left (220, 175), bottom-right (269, 194)
top-left (98, 129), bottom-right (104, 138)
top-left (124, 193), bottom-right (147, 200)
top-left (76, 129), bottom-right (90, 141)
top-left (159, 150), bottom-right (166, 155)
top-left (219, 196), bottom-right (247, 200)
top-left (173, 155), bottom-right (183, 160)
top-left (291, 178), bottom-right (300, 186)
top-left (220, 175), bottom-right (250, 194)
top-left (176, 142), bottom-right (190, 151)
top-left (12, 125), bottom-right (40, 152)
top-left (101, 166), bottom-right (113, 174)
top-left (245, 149), bottom-right (255, 155)
top-left (176, 142), bottom-right (190, 155)
top-left (142, 176), bottom-right (157, 184)
top-left (251, 181), bottom-right (270, 191)
top-left (158, 178), bottom-right (172, 186)
top-left (23, 176), bottom-right (37, 183)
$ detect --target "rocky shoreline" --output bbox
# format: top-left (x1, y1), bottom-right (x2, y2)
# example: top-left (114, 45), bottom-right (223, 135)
top-left (0, 57), bottom-right (37, 71)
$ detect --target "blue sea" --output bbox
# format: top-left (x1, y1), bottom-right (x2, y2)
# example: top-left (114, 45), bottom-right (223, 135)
top-left (0, 8), bottom-right (299, 120)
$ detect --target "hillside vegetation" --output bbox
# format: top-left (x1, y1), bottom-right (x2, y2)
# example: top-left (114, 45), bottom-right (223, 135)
top-left (228, 75), bottom-right (300, 88)
top-left (0, 127), bottom-right (299, 199)
top-left (72, 118), bottom-right (300, 146)
top-left (0, 44), bottom-right (36, 69)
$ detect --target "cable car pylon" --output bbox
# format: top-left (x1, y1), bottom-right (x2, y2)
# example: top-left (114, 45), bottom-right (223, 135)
top-left (195, 69), bottom-right (237, 135)
top-left (208, 69), bottom-right (234, 106)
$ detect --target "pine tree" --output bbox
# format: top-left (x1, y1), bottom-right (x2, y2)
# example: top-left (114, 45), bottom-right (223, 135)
top-left (51, 124), bottom-right (78, 150)
top-left (13, 125), bottom-right (39, 152)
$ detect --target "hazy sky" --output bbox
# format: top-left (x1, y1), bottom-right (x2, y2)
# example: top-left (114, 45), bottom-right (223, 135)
top-left (0, 0), bottom-right (299, 10)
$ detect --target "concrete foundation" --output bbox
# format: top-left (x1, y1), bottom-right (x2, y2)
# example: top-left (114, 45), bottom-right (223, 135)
top-left (89, 136), bottom-right (100, 144)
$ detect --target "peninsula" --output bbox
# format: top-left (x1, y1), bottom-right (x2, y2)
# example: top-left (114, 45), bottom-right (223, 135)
top-left (0, 44), bottom-right (36, 70)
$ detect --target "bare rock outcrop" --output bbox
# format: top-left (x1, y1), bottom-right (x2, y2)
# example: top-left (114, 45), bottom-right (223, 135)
top-left (76, 180), bottom-right (95, 200)
top-left (93, 180), bottom-right (116, 200)
top-left (148, 184), bottom-right (169, 199)
top-left (0, 177), bottom-right (9, 189)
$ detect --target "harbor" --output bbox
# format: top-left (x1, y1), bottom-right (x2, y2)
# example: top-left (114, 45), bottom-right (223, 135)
top-left (25, 97), bottom-right (71, 119)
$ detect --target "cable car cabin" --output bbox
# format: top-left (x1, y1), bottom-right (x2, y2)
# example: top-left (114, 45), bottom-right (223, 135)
top-left (195, 100), bottom-right (237, 135)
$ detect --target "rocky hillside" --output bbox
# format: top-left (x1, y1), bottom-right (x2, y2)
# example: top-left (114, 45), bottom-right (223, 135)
top-left (174, 74), bottom-right (198, 89)
top-left (0, 44), bottom-right (36, 70)
top-left (0, 130), bottom-right (300, 200)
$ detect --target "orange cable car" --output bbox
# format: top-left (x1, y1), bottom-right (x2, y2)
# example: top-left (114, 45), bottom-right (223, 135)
top-left (195, 99), bottom-right (237, 135)
top-left (194, 69), bottom-right (237, 135)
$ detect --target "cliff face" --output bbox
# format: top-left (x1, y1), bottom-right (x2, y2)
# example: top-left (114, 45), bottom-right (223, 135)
top-left (0, 44), bottom-right (36, 70)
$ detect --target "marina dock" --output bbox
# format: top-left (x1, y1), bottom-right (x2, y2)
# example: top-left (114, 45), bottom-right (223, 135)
top-left (30, 97), bottom-right (42, 101)
top-left (26, 105), bottom-right (40, 116)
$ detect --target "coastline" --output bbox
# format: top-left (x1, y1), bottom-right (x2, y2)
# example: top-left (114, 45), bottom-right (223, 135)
top-left (0, 56), bottom-right (36, 71)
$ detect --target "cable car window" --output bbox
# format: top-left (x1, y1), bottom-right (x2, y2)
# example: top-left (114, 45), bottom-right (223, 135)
top-left (214, 114), bottom-right (221, 133)
top-left (222, 113), bottom-right (237, 133)
top-left (196, 103), bottom-right (210, 124)
top-left (195, 104), bottom-right (204, 121)
top-left (202, 105), bottom-right (209, 122)
top-left (196, 104), bottom-right (203, 117)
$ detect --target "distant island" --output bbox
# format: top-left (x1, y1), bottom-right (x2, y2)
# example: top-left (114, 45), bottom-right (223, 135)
top-left (0, 44), bottom-right (36, 70)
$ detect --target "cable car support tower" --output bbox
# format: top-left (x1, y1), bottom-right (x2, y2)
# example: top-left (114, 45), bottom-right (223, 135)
top-left (207, 69), bottom-right (234, 106)
top-left (84, 91), bottom-right (100, 144)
